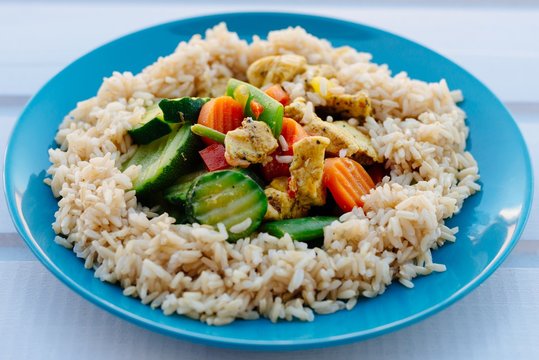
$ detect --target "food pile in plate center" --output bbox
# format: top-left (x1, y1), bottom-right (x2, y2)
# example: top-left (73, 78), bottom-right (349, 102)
top-left (46, 23), bottom-right (480, 325)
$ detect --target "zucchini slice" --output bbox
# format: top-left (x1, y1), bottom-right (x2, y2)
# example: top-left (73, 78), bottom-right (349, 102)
top-left (187, 170), bottom-right (268, 241)
top-left (122, 124), bottom-right (201, 194)
top-left (128, 104), bottom-right (172, 144)
top-left (226, 78), bottom-right (284, 138)
top-left (159, 97), bottom-right (210, 123)
top-left (163, 169), bottom-right (207, 205)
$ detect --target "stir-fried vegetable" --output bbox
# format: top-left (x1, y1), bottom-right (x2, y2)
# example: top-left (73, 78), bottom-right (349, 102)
top-left (261, 216), bottom-right (337, 242)
top-left (264, 84), bottom-right (290, 106)
top-left (129, 97), bottom-right (209, 145)
top-left (159, 97), bottom-right (210, 122)
top-left (163, 169), bottom-right (207, 205)
top-left (226, 78), bottom-right (284, 138)
top-left (128, 104), bottom-right (172, 145)
top-left (197, 96), bottom-right (244, 145)
top-left (191, 124), bottom-right (225, 144)
top-left (187, 170), bottom-right (268, 241)
top-left (123, 124), bottom-right (201, 194)
top-left (323, 157), bottom-right (375, 212)
top-left (199, 143), bottom-right (230, 171)
top-left (250, 99), bottom-right (264, 119)
top-left (124, 74), bottom-right (382, 243)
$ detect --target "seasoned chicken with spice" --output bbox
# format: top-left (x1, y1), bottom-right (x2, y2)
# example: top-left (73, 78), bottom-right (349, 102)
top-left (247, 54), bottom-right (307, 88)
top-left (289, 136), bottom-right (330, 207)
top-left (332, 121), bottom-right (382, 164)
top-left (318, 92), bottom-right (373, 120)
top-left (284, 97), bottom-right (380, 164)
top-left (304, 118), bottom-right (360, 157)
top-left (224, 118), bottom-right (278, 167)
top-left (284, 97), bottom-right (308, 123)
top-left (264, 177), bottom-right (308, 221)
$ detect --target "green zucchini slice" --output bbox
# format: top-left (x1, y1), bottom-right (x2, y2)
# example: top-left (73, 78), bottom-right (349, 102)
top-left (186, 170), bottom-right (268, 241)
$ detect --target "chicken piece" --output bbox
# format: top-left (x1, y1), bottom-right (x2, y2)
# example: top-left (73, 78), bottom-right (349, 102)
top-left (224, 118), bottom-right (278, 168)
top-left (264, 178), bottom-right (308, 221)
top-left (289, 136), bottom-right (330, 207)
top-left (264, 136), bottom-right (329, 221)
top-left (318, 92), bottom-right (373, 120)
top-left (332, 121), bottom-right (382, 164)
top-left (268, 176), bottom-right (288, 192)
top-left (285, 97), bottom-right (380, 164)
top-left (304, 117), bottom-right (360, 157)
top-left (247, 55), bottom-right (308, 88)
top-left (284, 97), bottom-right (308, 122)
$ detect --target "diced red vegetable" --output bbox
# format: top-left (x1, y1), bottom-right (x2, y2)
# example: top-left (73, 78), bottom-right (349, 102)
top-left (199, 143), bottom-right (230, 171)
top-left (261, 158), bottom-right (291, 181)
top-left (264, 84), bottom-right (290, 106)
top-left (197, 96), bottom-right (244, 145)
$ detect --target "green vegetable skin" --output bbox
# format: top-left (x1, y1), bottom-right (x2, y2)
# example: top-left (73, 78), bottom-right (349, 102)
top-left (128, 97), bottom-right (210, 145)
top-left (261, 216), bottom-right (338, 242)
top-left (226, 78), bottom-right (283, 138)
top-left (163, 169), bottom-right (207, 205)
top-left (190, 124), bottom-right (225, 144)
top-left (187, 170), bottom-right (268, 241)
top-left (159, 97), bottom-right (210, 122)
top-left (122, 124), bottom-right (201, 194)
top-left (128, 104), bottom-right (172, 145)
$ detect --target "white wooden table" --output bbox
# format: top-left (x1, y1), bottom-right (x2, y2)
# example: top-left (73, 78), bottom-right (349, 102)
top-left (1, 2), bottom-right (538, 359)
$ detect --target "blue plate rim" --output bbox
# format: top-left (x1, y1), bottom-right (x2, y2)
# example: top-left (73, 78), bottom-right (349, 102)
top-left (3, 11), bottom-right (534, 350)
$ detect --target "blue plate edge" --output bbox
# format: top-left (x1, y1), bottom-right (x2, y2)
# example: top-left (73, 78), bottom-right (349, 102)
top-left (2, 11), bottom-right (535, 351)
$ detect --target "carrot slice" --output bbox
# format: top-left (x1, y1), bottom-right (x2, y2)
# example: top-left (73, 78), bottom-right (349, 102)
top-left (323, 157), bottom-right (375, 212)
top-left (280, 117), bottom-right (308, 154)
top-left (197, 96), bottom-right (244, 145)
top-left (264, 84), bottom-right (290, 106)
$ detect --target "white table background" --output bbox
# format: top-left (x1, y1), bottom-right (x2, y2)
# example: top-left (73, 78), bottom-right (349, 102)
top-left (1, 1), bottom-right (538, 359)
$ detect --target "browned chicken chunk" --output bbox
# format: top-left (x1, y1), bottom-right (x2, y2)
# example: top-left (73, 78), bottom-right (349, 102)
top-left (224, 118), bottom-right (278, 167)
top-left (247, 55), bottom-right (307, 88)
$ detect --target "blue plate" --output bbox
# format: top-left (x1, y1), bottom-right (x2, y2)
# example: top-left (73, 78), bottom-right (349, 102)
top-left (3, 12), bottom-right (533, 350)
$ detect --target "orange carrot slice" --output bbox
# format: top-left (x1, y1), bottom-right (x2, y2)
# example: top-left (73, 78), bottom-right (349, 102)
top-left (323, 157), bottom-right (375, 212)
top-left (197, 96), bottom-right (244, 145)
